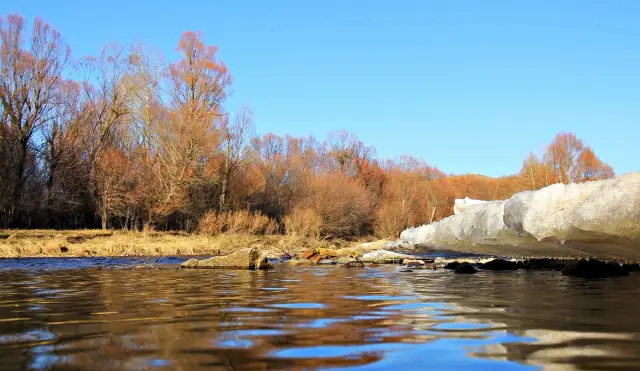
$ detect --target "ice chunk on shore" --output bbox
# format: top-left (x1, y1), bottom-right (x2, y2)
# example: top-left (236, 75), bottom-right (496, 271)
top-left (399, 172), bottom-right (640, 259)
top-left (454, 197), bottom-right (488, 215)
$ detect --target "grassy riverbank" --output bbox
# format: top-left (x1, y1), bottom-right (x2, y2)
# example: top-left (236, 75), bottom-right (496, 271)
top-left (0, 229), bottom-right (381, 258)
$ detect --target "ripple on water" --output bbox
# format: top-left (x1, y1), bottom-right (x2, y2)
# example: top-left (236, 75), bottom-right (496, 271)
top-left (219, 307), bottom-right (278, 313)
top-left (269, 302), bottom-right (326, 309)
top-left (432, 322), bottom-right (495, 331)
top-left (382, 302), bottom-right (452, 311)
top-left (342, 295), bottom-right (420, 301)
top-left (1, 262), bottom-right (640, 370)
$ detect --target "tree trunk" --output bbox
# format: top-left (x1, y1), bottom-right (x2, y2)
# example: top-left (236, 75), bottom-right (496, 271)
top-left (101, 208), bottom-right (107, 230)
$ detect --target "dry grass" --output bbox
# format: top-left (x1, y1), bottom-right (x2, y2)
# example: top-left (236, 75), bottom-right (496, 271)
top-left (198, 210), bottom-right (278, 236)
top-left (283, 207), bottom-right (322, 238)
top-left (0, 229), bottom-right (361, 258)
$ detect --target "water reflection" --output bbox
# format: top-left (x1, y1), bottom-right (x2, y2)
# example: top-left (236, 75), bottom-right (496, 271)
top-left (0, 261), bottom-right (639, 370)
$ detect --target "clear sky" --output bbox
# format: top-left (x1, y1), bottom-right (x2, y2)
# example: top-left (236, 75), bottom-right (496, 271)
top-left (2, 0), bottom-right (638, 176)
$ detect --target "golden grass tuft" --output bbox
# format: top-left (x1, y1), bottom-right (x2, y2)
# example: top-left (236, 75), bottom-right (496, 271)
top-left (283, 207), bottom-right (322, 238)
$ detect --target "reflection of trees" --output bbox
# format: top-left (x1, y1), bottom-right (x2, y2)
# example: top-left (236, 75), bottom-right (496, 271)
top-left (2, 266), bottom-right (639, 370)
top-left (0, 266), bottom-right (405, 370)
top-left (0, 268), bottom-right (109, 370)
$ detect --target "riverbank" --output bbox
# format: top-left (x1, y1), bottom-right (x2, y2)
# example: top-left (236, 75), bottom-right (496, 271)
top-left (0, 229), bottom-right (374, 258)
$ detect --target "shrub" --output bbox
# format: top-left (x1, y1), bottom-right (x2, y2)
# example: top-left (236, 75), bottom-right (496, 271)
top-left (309, 172), bottom-right (374, 238)
top-left (284, 207), bottom-right (322, 238)
top-left (198, 210), bottom-right (277, 236)
top-left (198, 212), bottom-right (225, 236)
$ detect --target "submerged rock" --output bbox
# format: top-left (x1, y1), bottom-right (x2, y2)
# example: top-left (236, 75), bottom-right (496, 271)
top-left (336, 256), bottom-right (357, 264)
top-left (527, 258), bottom-right (570, 270)
top-left (361, 250), bottom-right (421, 264)
top-left (342, 261), bottom-right (365, 268)
top-left (479, 259), bottom-right (519, 271)
top-left (561, 259), bottom-right (629, 278)
top-left (287, 258), bottom-right (313, 266)
top-left (402, 259), bottom-right (425, 267)
top-left (623, 263), bottom-right (640, 272)
top-left (181, 248), bottom-right (271, 270)
top-left (424, 263), bottom-right (438, 270)
top-left (399, 173), bottom-right (640, 260)
top-left (316, 259), bottom-right (337, 265)
top-left (454, 262), bottom-right (477, 274)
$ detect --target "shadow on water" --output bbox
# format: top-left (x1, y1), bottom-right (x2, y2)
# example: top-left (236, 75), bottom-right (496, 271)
top-left (0, 259), bottom-right (639, 370)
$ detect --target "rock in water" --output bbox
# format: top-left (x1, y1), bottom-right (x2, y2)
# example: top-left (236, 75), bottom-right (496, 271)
top-left (561, 259), bottom-right (629, 278)
top-left (399, 173), bottom-right (640, 260)
top-left (479, 259), bottom-right (519, 271)
top-left (455, 262), bottom-right (477, 274)
top-left (342, 261), bottom-right (365, 268)
top-left (287, 258), bottom-right (313, 266)
top-left (444, 261), bottom-right (461, 270)
top-left (424, 263), bottom-right (438, 270)
top-left (181, 248), bottom-right (271, 270)
top-left (361, 250), bottom-right (420, 264)
top-left (403, 259), bottom-right (425, 267)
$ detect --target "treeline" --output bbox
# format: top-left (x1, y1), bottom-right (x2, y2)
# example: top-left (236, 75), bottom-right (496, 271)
top-left (0, 14), bottom-right (615, 237)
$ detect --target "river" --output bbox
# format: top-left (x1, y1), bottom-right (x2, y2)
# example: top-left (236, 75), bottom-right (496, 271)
top-left (1, 257), bottom-right (639, 370)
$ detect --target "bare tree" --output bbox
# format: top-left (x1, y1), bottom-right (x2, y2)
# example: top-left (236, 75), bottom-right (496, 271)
top-left (0, 14), bottom-right (69, 226)
top-left (218, 105), bottom-right (255, 212)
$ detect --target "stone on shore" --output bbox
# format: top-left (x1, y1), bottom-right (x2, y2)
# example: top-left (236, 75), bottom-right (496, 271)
top-left (181, 248), bottom-right (271, 270)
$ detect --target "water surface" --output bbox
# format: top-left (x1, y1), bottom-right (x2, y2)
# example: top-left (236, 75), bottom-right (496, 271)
top-left (1, 258), bottom-right (639, 370)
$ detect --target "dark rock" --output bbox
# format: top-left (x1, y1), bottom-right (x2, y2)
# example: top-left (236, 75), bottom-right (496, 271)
top-left (342, 261), bottom-right (365, 268)
top-left (623, 263), bottom-right (640, 272)
top-left (399, 269), bottom-right (414, 272)
top-left (59, 246), bottom-right (69, 253)
top-left (528, 258), bottom-right (568, 270)
top-left (444, 261), bottom-right (461, 270)
top-left (479, 259), bottom-right (518, 271)
top-left (561, 259), bottom-right (629, 278)
top-left (454, 262), bottom-right (477, 274)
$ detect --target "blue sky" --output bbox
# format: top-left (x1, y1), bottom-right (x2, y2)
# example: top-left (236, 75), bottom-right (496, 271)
top-left (3, 0), bottom-right (638, 176)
